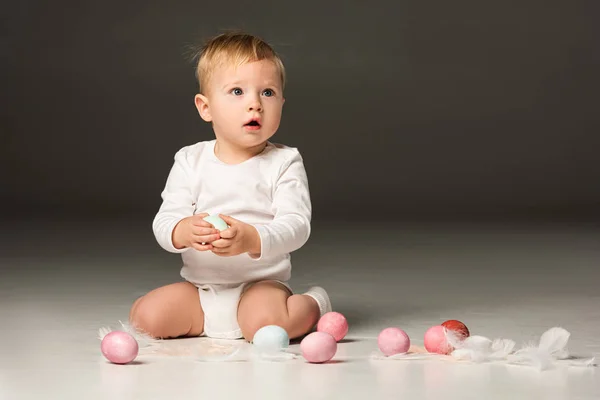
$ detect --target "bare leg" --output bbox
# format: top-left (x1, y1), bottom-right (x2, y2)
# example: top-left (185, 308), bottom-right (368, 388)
top-left (237, 281), bottom-right (320, 341)
top-left (129, 281), bottom-right (204, 339)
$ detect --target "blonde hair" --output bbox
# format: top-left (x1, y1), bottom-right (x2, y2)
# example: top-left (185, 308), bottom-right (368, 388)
top-left (193, 32), bottom-right (286, 94)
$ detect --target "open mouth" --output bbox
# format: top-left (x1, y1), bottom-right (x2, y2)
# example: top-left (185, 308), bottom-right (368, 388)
top-left (244, 119), bottom-right (261, 128)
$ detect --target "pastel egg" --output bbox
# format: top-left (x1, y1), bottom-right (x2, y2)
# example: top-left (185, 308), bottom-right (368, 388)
top-left (253, 325), bottom-right (289, 352)
top-left (101, 331), bottom-right (139, 364)
top-left (378, 327), bottom-right (410, 356)
top-left (317, 312), bottom-right (348, 342)
top-left (300, 332), bottom-right (337, 363)
top-left (424, 325), bottom-right (452, 355)
top-left (203, 215), bottom-right (229, 231)
top-left (441, 319), bottom-right (470, 339)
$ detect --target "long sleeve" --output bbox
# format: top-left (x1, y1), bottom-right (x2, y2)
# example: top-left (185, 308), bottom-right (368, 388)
top-left (152, 148), bottom-right (196, 253)
top-left (250, 151), bottom-right (312, 260)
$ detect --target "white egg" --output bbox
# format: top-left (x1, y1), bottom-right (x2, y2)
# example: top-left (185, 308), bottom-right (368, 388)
top-left (253, 325), bottom-right (289, 352)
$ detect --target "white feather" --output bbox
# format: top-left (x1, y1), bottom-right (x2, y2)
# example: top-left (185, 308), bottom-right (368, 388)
top-left (463, 336), bottom-right (493, 351)
top-left (489, 339), bottom-right (515, 360)
top-left (444, 329), bottom-right (465, 350)
top-left (538, 327), bottom-right (570, 358)
top-left (509, 346), bottom-right (554, 371)
top-left (97, 326), bottom-right (112, 340)
top-left (97, 320), bottom-right (160, 349)
top-left (450, 349), bottom-right (474, 361)
top-left (449, 335), bottom-right (493, 363)
top-left (507, 327), bottom-right (579, 370)
top-left (117, 320), bottom-right (160, 348)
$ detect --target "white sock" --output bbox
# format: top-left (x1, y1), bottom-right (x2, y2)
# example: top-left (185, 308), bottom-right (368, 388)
top-left (303, 286), bottom-right (332, 318)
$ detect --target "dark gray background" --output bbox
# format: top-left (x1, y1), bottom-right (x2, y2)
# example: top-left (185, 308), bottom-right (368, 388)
top-left (3, 0), bottom-right (599, 222)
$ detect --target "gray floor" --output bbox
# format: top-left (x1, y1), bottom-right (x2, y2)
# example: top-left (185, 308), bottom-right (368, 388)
top-left (1, 217), bottom-right (599, 399)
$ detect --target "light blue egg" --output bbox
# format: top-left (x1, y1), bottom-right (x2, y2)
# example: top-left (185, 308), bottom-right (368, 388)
top-left (203, 215), bottom-right (229, 231)
top-left (253, 325), bottom-right (289, 352)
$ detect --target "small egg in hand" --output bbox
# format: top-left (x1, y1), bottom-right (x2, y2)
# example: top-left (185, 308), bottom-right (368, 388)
top-left (203, 215), bottom-right (229, 231)
top-left (201, 214), bottom-right (229, 244)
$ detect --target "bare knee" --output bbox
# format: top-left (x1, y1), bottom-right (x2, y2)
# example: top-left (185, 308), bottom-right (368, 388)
top-left (239, 309), bottom-right (288, 342)
top-left (238, 281), bottom-right (290, 341)
top-left (129, 296), bottom-right (169, 338)
top-left (128, 282), bottom-right (203, 339)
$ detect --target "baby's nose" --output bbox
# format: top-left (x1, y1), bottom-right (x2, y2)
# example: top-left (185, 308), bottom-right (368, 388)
top-left (247, 97), bottom-right (262, 111)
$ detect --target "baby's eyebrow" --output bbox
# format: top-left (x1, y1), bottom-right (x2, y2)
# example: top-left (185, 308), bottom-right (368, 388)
top-left (220, 80), bottom-right (281, 90)
top-left (262, 81), bottom-right (281, 88)
top-left (222, 81), bottom-right (243, 90)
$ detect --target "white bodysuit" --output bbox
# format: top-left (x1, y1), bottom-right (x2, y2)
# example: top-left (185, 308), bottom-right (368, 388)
top-left (152, 140), bottom-right (311, 339)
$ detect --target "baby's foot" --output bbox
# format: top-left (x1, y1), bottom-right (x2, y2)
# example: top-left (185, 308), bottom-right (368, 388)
top-left (303, 286), bottom-right (332, 318)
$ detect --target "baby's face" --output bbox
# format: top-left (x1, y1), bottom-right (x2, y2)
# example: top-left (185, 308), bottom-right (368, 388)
top-left (197, 59), bottom-right (284, 151)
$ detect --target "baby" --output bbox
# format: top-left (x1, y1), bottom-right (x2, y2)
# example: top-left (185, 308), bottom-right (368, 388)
top-left (129, 32), bottom-right (331, 341)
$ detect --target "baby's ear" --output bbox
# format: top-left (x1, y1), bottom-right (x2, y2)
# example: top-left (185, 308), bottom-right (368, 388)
top-left (194, 94), bottom-right (212, 122)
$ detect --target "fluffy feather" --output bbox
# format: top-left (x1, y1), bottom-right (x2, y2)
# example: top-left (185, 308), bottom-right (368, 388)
top-left (538, 327), bottom-right (570, 359)
top-left (507, 327), bottom-right (574, 370)
top-left (97, 320), bottom-right (160, 350)
top-left (489, 339), bottom-right (515, 360)
top-left (97, 326), bottom-right (112, 340)
top-left (508, 346), bottom-right (554, 371)
top-left (449, 335), bottom-right (493, 363)
top-left (444, 329), bottom-right (466, 350)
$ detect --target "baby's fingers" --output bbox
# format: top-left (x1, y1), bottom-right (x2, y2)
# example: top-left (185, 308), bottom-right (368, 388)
top-left (218, 226), bottom-right (237, 239)
top-left (191, 226), bottom-right (220, 236)
top-left (192, 233), bottom-right (221, 244)
top-left (191, 215), bottom-right (214, 228)
top-left (211, 238), bottom-right (231, 249)
top-left (191, 242), bottom-right (213, 251)
top-left (211, 246), bottom-right (232, 257)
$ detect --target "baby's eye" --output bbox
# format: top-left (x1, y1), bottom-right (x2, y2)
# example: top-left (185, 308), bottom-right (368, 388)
top-left (262, 89), bottom-right (274, 97)
top-left (231, 88), bottom-right (243, 96)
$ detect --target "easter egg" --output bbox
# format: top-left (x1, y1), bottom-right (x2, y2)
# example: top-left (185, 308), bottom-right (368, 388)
top-left (203, 215), bottom-right (229, 231)
top-left (424, 325), bottom-right (452, 355)
top-left (317, 312), bottom-right (348, 342)
top-left (300, 332), bottom-right (337, 363)
top-left (378, 327), bottom-right (410, 356)
top-left (101, 331), bottom-right (139, 364)
top-left (253, 325), bottom-right (289, 352)
top-left (441, 319), bottom-right (470, 340)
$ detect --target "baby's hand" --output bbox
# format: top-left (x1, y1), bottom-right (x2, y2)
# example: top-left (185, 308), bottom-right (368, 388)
top-left (210, 215), bottom-right (261, 257)
top-left (172, 213), bottom-right (221, 251)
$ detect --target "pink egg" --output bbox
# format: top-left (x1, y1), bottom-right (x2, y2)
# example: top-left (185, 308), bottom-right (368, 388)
top-left (316, 312), bottom-right (348, 342)
top-left (424, 325), bottom-right (451, 355)
top-left (378, 327), bottom-right (410, 356)
top-left (300, 332), bottom-right (337, 363)
top-left (101, 331), bottom-right (139, 364)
